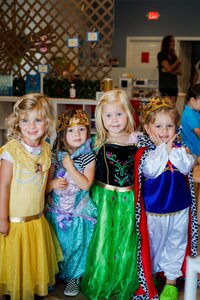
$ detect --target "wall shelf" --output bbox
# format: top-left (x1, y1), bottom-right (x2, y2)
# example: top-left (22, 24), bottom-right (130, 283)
top-left (0, 96), bottom-right (97, 146)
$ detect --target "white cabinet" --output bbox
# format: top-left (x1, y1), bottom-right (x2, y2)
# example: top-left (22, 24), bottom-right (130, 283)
top-left (0, 97), bottom-right (97, 146)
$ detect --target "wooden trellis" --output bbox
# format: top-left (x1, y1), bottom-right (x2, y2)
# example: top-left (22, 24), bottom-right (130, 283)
top-left (0, 0), bottom-right (114, 81)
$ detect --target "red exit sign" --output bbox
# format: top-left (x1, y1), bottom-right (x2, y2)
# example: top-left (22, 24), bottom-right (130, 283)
top-left (147, 11), bottom-right (160, 20)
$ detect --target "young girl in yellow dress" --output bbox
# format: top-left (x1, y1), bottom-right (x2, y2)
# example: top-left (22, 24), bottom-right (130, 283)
top-left (0, 94), bottom-right (59, 300)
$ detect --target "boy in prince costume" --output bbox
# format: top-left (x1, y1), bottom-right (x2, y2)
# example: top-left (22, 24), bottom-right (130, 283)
top-left (134, 97), bottom-right (198, 300)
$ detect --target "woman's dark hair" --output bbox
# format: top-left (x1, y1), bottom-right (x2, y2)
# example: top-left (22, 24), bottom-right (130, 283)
top-left (161, 35), bottom-right (175, 56)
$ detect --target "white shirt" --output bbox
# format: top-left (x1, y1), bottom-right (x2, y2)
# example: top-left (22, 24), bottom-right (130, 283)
top-left (143, 142), bottom-right (195, 179)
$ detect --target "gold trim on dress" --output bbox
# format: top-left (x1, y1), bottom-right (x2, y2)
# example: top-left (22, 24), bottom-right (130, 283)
top-left (9, 211), bottom-right (43, 223)
top-left (95, 180), bottom-right (134, 192)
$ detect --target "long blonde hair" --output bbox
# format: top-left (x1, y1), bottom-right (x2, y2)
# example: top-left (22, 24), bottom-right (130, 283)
top-left (95, 89), bottom-right (135, 147)
top-left (6, 93), bottom-right (56, 142)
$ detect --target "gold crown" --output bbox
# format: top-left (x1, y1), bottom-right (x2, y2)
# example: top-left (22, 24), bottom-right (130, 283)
top-left (56, 109), bottom-right (89, 133)
top-left (141, 96), bottom-right (175, 124)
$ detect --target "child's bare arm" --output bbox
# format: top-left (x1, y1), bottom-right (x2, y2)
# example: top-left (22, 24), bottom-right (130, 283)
top-left (193, 128), bottom-right (200, 139)
top-left (46, 165), bottom-right (68, 193)
top-left (0, 159), bottom-right (13, 236)
top-left (63, 155), bottom-right (95, 190)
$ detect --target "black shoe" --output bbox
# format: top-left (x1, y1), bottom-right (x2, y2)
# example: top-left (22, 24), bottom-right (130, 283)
top-left (64, 278), bottom-right (80, 297)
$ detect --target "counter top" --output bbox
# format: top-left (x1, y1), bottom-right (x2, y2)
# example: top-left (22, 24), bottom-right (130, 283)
top-left (0, 96), bottom-right (97, 105)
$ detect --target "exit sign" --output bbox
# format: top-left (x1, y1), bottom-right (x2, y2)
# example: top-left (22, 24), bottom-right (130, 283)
top-left (147, 11), bottom-right (160, 20)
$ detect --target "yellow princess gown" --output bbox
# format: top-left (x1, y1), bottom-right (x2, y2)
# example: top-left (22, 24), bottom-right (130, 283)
top-left (0, 139), bottom-right (60, 300)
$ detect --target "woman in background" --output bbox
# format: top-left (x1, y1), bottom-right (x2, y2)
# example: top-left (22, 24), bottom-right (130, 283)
top-left (157, 35), bottom-right (182, 103)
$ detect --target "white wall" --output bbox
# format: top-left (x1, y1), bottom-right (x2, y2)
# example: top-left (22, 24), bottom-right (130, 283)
top-left (111, 36), bottom-right (200, 94)
top-left (110, 67), bottom-right (159, 88)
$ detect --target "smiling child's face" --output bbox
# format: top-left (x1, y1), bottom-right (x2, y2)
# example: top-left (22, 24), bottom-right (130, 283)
top-left (144, 111), bottom-right (176, 144)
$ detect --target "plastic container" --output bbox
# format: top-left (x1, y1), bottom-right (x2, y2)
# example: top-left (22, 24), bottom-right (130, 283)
top-left (69, 83), bottom-right (76, 99)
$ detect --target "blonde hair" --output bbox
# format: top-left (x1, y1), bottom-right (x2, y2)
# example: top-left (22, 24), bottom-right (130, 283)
top-left (6, 93), bottom-right (56, 142)
top-left (95, 89), bottom-right (135, 147)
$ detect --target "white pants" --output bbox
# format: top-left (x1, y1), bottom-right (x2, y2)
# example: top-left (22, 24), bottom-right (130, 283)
top-left (147, 208), bottom-right (189, 280)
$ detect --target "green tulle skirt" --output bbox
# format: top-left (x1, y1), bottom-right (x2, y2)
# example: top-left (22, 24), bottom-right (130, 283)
top-left (81, 183), bottom-right (139, 300)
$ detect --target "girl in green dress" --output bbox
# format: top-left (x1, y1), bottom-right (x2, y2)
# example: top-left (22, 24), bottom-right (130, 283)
top-left (81, 89), bottom-right (141, 300)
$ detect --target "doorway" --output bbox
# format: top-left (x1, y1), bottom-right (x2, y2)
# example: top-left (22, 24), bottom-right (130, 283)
top-left (177, 37), bottom-right (200, 92)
